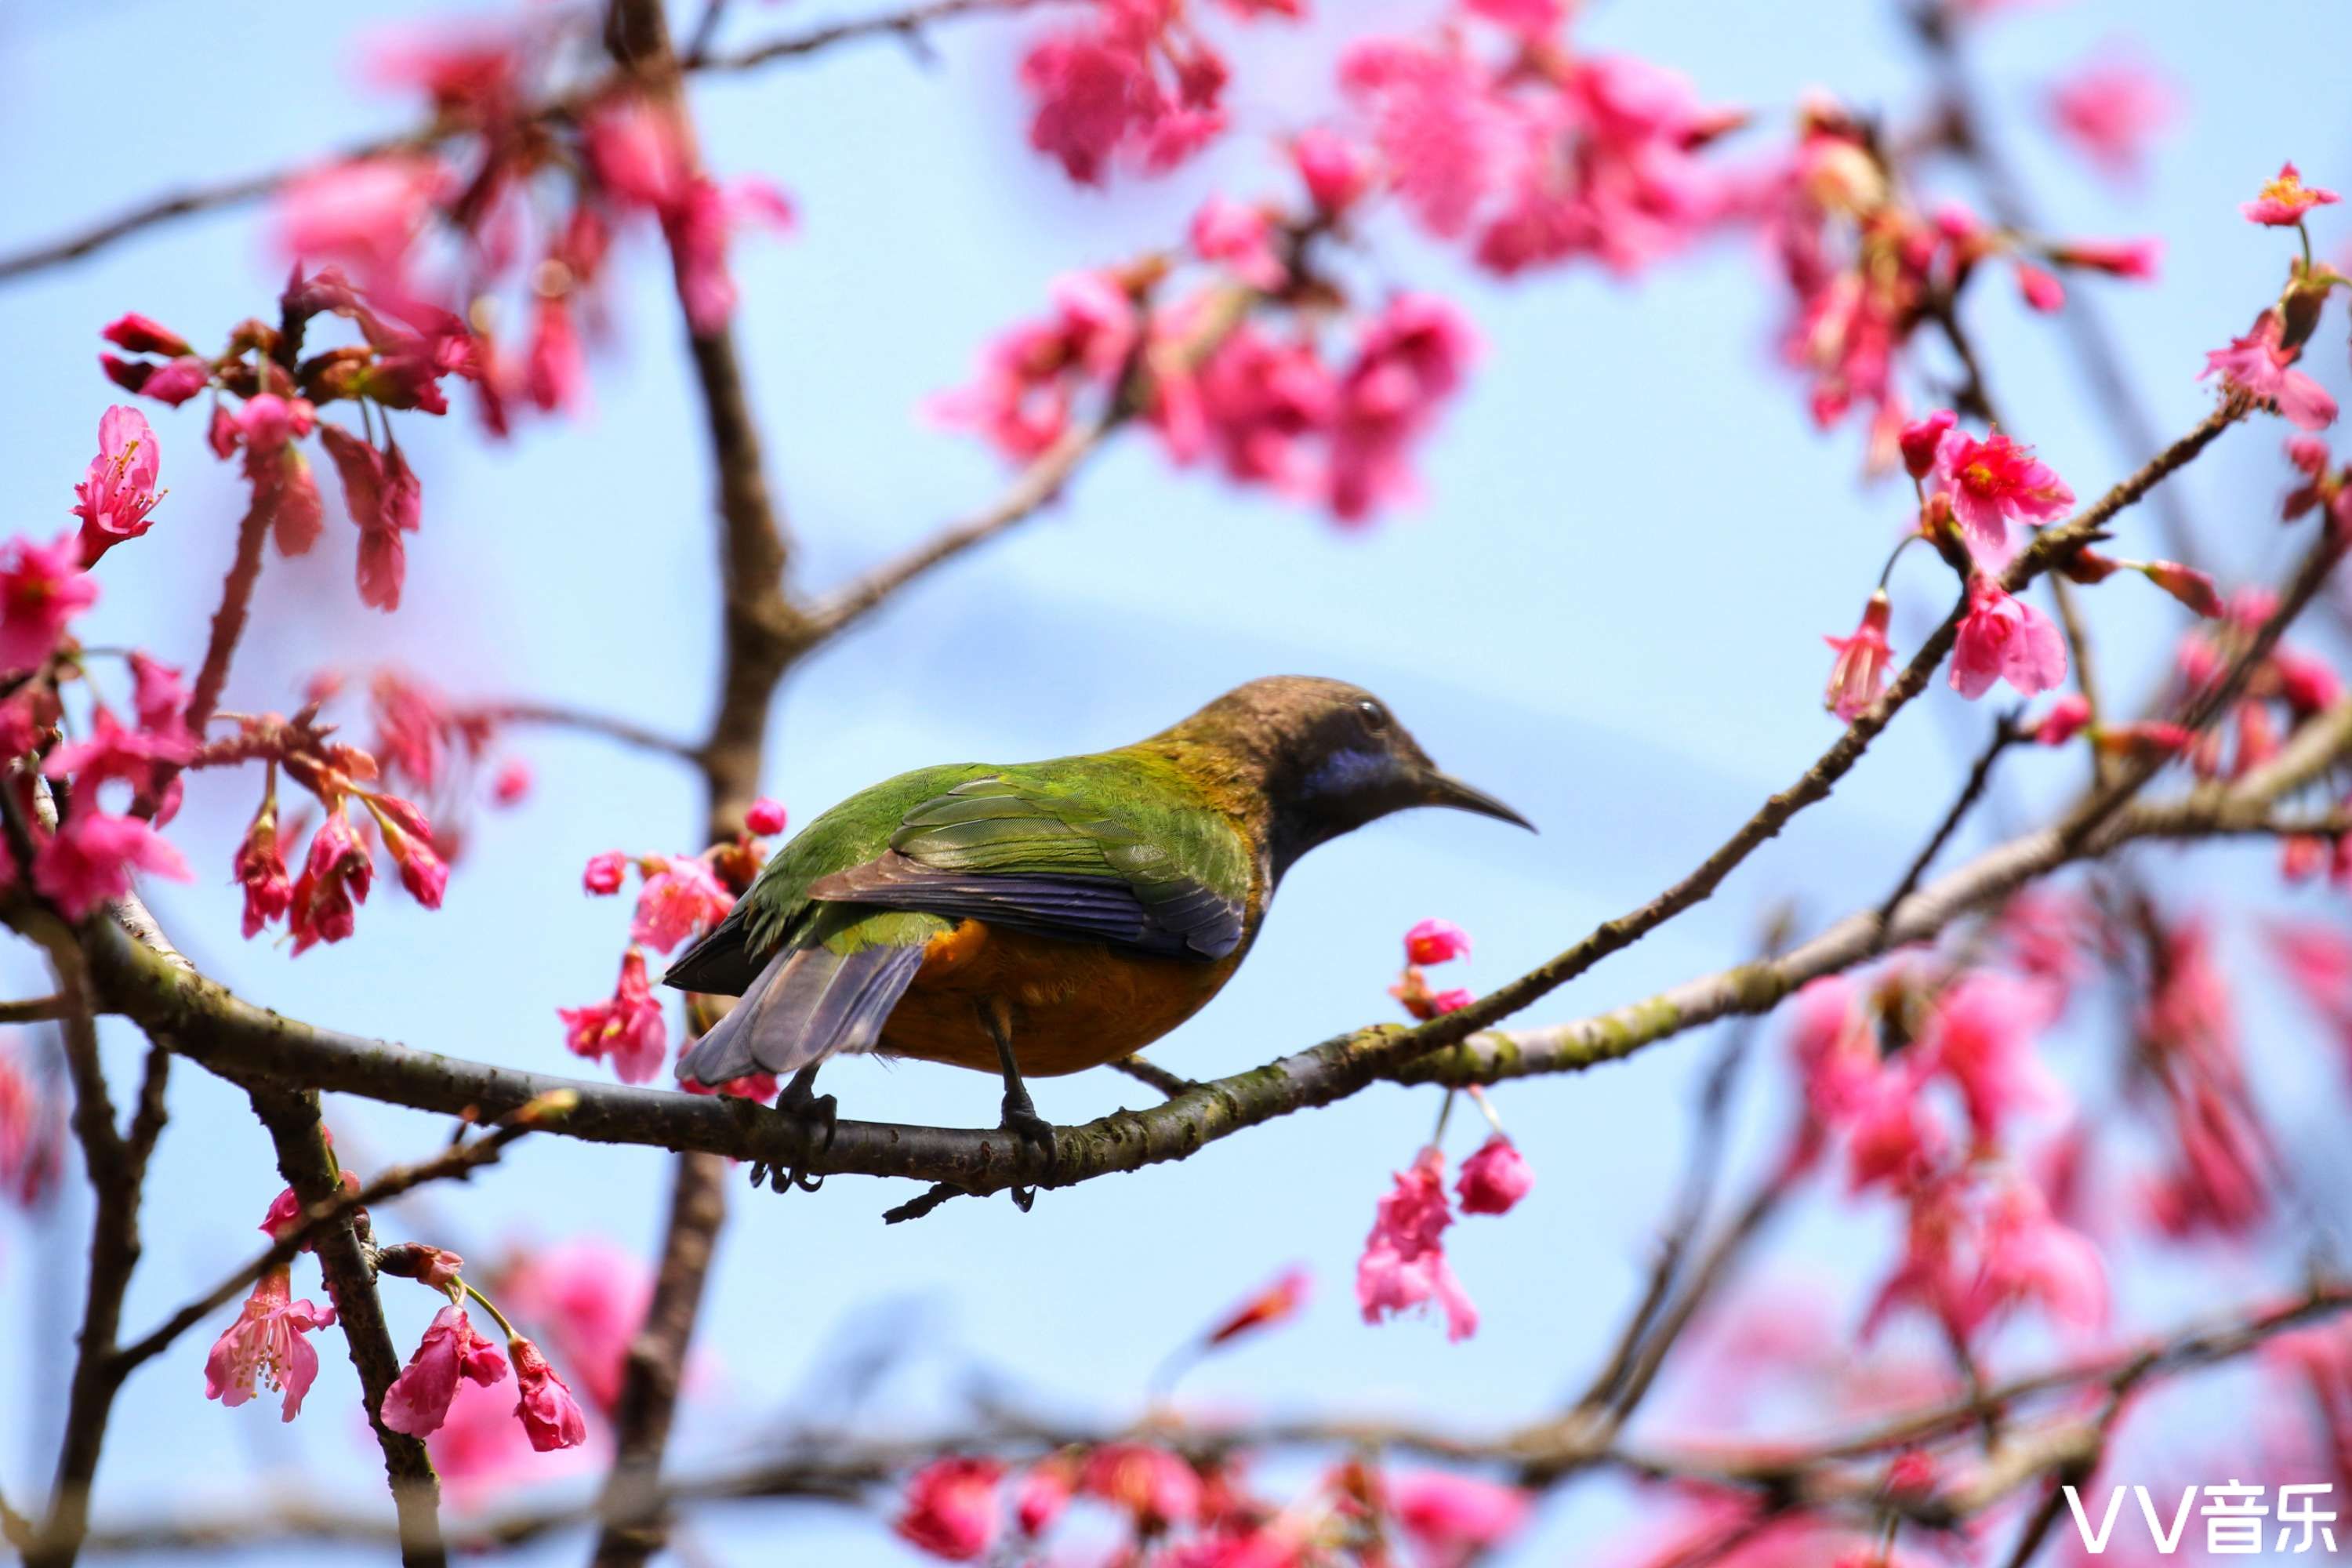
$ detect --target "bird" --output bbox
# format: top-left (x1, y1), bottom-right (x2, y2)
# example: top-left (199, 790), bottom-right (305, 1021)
top-left (664, 675), bottom-right (1530, 1199)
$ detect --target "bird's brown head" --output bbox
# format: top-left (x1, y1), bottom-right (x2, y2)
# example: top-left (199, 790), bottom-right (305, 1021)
top-left (1160, 676), bottom-right (1533, 880)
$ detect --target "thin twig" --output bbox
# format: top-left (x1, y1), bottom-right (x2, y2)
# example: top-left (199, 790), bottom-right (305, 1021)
top-left (1873, 710), bottom-right (2021, 941)
top-left (1110, 1054), bottom-right (1196, 1098)
top-left (483, 702), bottom-right (702, 762)
top-left (110, 1110), bottom-right (552, 1379)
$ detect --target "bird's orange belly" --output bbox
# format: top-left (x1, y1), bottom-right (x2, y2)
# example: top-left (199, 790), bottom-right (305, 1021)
top-left (877, 920), bottom-right (1239, 1076)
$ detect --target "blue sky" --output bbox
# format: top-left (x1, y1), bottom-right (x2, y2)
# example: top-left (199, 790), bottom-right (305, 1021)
top-left (3, 0), bottom-right (2351, 1563)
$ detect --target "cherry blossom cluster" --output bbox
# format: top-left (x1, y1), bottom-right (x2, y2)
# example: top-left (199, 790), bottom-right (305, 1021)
top-left (205, 702), bottom-right (450, 951)
top-left (99, 266), bottom-right (475, 612)
top-left (935, 162), bottom-right (1479, 524)
top-left (274, 11), bottom-right (789, 426)
top-left (1359, 920), bottom-right (1534, 1343)
top-left (204, 1109), bottom-right (589, 1461)
top-left (564, 795), bottom-right (786, 1089)
top-left (1018, 0), bottom-right (1301, 185)
top-left (1820, 397), bottom-right (2238, 728)
top-left (0, 1040), bottom-right (64, 1210)
top-left (1749, 95), bottom-right (2159, 466)
top-left (1788, 954), bottom-right (2105, 1346)
top-left (891, 1266), bottom-right (1535, 1566)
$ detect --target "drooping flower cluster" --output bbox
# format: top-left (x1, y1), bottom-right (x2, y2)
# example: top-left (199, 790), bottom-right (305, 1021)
top-left (935, 190), bottom-right (1480, 526)
top-left (1390, 915), bottom-right (1474, 1018)
top-left (887, 1268), bottom-right (1531, 1563)
top-left (100, 266), bottom-right (478, 613)
top-left (1018, 0), bottom-right (1299, 186)
top-left (201, 703), bottom-right (449, 949)
top-left (274, 13), bottom-right (790, 423)
top-left (209, 1118), bottom-right (590, 1460)
top-left (1750, 99), bottom-right (2158, 466)
top-left (1336, 7), bottom-right (1740, 278)
top-left (1787, 961), bottom-right (2107, 1348)
top-left (564, 800), bottom-right (788, 1088)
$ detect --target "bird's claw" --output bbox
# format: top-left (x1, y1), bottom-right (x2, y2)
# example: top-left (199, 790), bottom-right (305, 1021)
top-left (998, 1102), bottom-right (1057, 1213)
top-left (753, 1076), bottom-right (837, 1196)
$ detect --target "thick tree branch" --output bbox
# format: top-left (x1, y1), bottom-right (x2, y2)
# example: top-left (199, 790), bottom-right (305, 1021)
top-left (62, 687), bottom-right (2349, 1209)
top-left (242, 1085), bottom-right (447, 1567)
top-left (24, 932), bottom-right (143, 1568)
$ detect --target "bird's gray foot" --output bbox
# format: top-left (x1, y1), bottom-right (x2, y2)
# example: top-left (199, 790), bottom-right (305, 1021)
top-left (753, 1063), bottom-right (836, 1194)
top-left (983, 1003), bottom-right (1054, 1211)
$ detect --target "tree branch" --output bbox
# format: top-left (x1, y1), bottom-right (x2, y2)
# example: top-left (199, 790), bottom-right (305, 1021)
top-left (242, 1086), bottom-right (447, 1568)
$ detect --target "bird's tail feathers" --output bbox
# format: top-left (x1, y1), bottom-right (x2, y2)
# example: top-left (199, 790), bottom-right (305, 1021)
top-left (673, 942), bottom-right (924, 1087)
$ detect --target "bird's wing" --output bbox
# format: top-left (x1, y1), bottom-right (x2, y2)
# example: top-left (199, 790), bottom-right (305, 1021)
top-left (805, 773), bottom-right (1248, 960)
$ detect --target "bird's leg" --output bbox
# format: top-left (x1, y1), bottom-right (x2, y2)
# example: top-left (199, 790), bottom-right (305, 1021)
top-left (751, 1062), bottom-right (837, 1195)
top-left (980, 1000), bottom-right (1054, 1212)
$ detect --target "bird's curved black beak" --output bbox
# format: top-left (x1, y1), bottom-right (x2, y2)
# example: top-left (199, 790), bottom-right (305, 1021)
top-left (1425, 771), bottom-right (1536, 832)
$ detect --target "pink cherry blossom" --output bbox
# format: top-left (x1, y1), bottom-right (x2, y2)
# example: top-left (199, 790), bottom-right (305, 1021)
top-left (1357, 1146), bottom-right (1478, 1341)
top-left (1404, 917), bottom-right (1472, 966)
top-left (2048, 237), bottom-right (2163, 280)
top-left (1338, 36), bottom-right (1507, 240)
top-left (1080, 1443), bottom-right (1202, 1529)
top-left (102, 354), bottom-right (211, 407)
top-left (100, 314), bottom-right (191, 358)
top-left (128, 652), bottom-right (186, 734)
top-left (1189, 194), bottom-right (1287, 289)
top-left (933, 270), bottom-right (1141, 463)
top-left (1963, 1175), bottom-right (2108, 1334)
top-left (43, 706), bottom-right (194, 799)
top-left (1178, 323), bottom-right (1335, 492)
top-left (1898, 410), bottom-right (1955, 481)
top-left (491, 757), bottom-right (532, 806)
top-left (1203, 1264), bottom-right (1312, 1346)
top-left (1951, 574), bottom-right (2068, 700)
top-left (2013, 261), bottom-right (2065, 313)
top-left (278, 155), bottom-right (443, 289)
top-left (1823, 590), bottom-right (1894, 722)
top-left (0, 1049), bottom-right (63, 1207)
top-left (2201, 314), bottom-right (2339, 430)
top-left (1919, 971), bottom-right (2061, 1141)
top-left (1290, 126), bottom-right (1375, 213)
top-left (1014, 1459), bottom-right (1074, 1536)
top-left (1389, 1472), bottom-right (1532, 1568)
top-left (72, 406), bottom-right (164, 564)
top-left (559, 948), bottom-right (668, 1084)
top-left (204, 1267), bottom-right (337, 1421)
top-left (895, 1456), bottom-right (1003, 1560)
top-left (2048, 58), bottom-right (2175, 183)
top-left (234, 797), bottom-right (293, 938)
top-left (0, 534), bottom-right (97, 672)
top-left (583, 851), bottom-right (628, 895)
top-left (32, 807), bottom-right (193, 920)
top-left (1327, 292), bottom-right (1477, 522)
top-left (491, 1237), bottom-right (651, 1414)
top-left (1454, 1134), bottom-right (1533, 1214)
top-left (507, 1335), bottom-right (589, 1451)
top-left (744, 797), bottom-right (788, 836)
top-left (2032, 693), bottom-right (2093, 746)
top-left (381, 1303), bottom-right (510, 1437)
top-left (2241, 161), bottom-right (2339, 226)
top-left (1929, 428), bottom-right (2074, 558)
top-left (1018, 0), bottom-right (1240, 186)
top-left (630, 855), bottom-right (734, 951)
top-left (290, 811), bottom-right (374, 954)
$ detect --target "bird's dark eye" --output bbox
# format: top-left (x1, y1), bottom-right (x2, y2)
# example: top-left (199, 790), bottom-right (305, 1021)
top-left (1358, 699), bottom-right (1391, 733)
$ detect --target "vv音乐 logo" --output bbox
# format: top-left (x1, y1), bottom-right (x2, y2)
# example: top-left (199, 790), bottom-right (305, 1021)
top-left (2064, 1483), bottom-right (2339, 1555)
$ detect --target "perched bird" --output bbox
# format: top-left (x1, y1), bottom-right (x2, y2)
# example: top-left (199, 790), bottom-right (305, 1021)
top-left (666, 676), bottom-right (1529, 1192)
